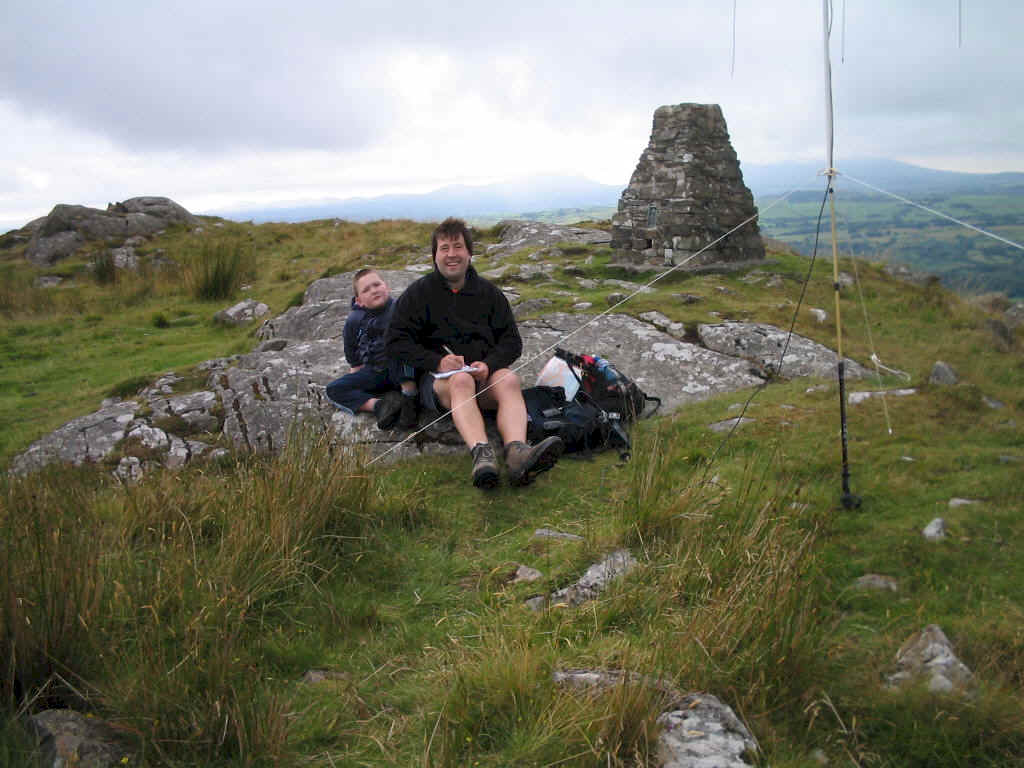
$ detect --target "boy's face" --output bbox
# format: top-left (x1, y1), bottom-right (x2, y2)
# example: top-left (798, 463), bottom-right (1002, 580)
top-left (355, 272), bottom-right (390, 309)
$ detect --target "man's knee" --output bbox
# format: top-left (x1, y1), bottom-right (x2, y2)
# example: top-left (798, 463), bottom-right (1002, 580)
top-left (447, 371), bottom-right (477, 395)
top-left (435, 372), bottom-right (473, 409)
top-left (490, 369), bottom-right (522, 396)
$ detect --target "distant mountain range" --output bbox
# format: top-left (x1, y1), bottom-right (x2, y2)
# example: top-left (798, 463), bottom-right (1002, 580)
top-left (206, 175), bottom-right (623, 224)
top-left (205, 159), bottom-right (1024, 224)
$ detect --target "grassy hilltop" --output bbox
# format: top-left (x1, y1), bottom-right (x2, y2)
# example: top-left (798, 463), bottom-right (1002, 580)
top-left (1, 216), bottom-right (1023, 766)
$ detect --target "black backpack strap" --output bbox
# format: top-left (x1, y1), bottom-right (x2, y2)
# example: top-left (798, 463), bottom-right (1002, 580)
top-left (642, 395), bottom-right (662, 418)
top-left (608, 419), bottom-right (631, 460)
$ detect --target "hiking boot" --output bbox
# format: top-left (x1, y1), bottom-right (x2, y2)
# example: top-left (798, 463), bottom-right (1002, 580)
top-left (374, 391), bottom-right (404, 429)
top-left (504, 437), bottom-right (564, 487)
top-left (471, 442), bottom-right (500, 489)
top-left (398, 393), bottom-right (419, 429)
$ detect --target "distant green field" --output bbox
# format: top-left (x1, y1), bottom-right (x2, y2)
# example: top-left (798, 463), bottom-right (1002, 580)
top-left (756, 191), bottom-right (1024, 298)
top-left (469, 192), bottom-right (1024, 299)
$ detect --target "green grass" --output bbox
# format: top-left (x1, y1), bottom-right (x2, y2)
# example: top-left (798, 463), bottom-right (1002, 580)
top-left (1, 215), bottom-right (1023, 766)
top-left (757, 191), bottom-right (1024, 299)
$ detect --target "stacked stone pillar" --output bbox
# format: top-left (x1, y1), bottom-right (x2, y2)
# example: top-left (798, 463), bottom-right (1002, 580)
top-left (611, 104), bottom-right (764, 269)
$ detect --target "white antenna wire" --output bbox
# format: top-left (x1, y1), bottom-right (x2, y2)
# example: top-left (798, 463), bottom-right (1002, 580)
top-left (731, 0), bottom-right (737, 77)
top-left (840, 173), bottom-right (1024, 252)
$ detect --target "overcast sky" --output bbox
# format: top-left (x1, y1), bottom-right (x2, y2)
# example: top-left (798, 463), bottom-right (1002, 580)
top-left (2, 1), bottom-right (1022, 231)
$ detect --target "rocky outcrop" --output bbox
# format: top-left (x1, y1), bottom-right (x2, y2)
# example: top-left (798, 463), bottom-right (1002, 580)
top-left (928, 360), bottom-right (959, 386)
top-left (12, 267), bottom-right (872, 477)
top-left (526, 550), bottom-right (636, 611)
top-left (12, 401), bottom-right (140, 473)
top-left (27, 709), bottom-right (131, 768)
top-left (657, 693), bottom-right (759, 768)
top-left (611, 104), bottom-right (764, 270)
top-left (485, 220), bottom-right (611, 261)
top-left (213, 298), bottom-right (270, 326)
top-left (25, 196), bottom-right (198, 266)
top-left (886, 625), bottom-right (975, 695)
top-left (922, 518), bottom-right (947, 541)
top-left (553, 671), bottom-right (759, 768)
top-left (257, 269), bottom-right (420, 341)
top-left (1005, 301), bottom-right (1024, 329)
top-left (698, 323), bottom-right (871, 380)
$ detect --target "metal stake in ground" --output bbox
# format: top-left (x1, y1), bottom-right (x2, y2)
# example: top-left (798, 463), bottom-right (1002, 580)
top-left (822, 0), bottom-right (860, 510)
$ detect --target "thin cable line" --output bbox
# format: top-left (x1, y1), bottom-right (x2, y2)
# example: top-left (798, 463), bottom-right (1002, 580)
top-left (366, 186), bottom-right (808, 466)
top-left (731, 0), bottom-right (737, 77)
top-left (841, 0), bottom-right (846, 63)
top-left (958, 0), bottom-right (963, 48)
top-left (833, 186), bottom-right (895, 435)
top-left (704, 184), bottom-right (830, 469)
top-left (840, 172), bottom-right (1024, 251)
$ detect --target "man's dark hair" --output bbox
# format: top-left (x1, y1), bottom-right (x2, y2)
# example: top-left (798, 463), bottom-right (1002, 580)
top-left (352, 267), bottom-right (381, 296)
top-left (431, 217), bottom-right (473, 258)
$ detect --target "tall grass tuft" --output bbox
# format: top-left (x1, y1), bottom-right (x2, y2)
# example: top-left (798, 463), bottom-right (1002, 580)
top-left (183, 239), bottom-right (251, 301)
top-left (428, 626), bottom-right (662, 767)
top-left (0, 269), bottom-right (56, 317)
top-left (91, 251), bottom-right (118, 285)
top-left (101, 428), bottom-right (371, 762)
top-left (1, 466), bottom-right (112, 710)
top-left (616, 430), bottom-right (826, 728)
top-left (3, 428), bottom-right (374, 763)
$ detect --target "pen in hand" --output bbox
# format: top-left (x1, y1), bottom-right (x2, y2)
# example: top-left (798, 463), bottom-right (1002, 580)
top-left (442, 345), bottom-right (478, 372)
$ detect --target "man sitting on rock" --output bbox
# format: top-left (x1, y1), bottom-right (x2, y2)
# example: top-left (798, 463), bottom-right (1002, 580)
top-left (326, 268), bottom-right (419, 429)
top-left (385, 217), bottom-right (563, 489)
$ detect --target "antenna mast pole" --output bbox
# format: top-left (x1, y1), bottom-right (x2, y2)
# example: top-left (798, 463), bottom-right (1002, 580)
top-left (822, 0), bottom-right (861, 510)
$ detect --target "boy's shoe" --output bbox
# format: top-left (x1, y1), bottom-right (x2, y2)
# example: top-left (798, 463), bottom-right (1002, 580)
top-left (504, 437), bottom-right (564, 487)
top-left (398, 393), bottom-right (419, 429)
top-left (470, 442), bottom-right (500, 489)
top-left (374, 391), bottom-right (404, 429)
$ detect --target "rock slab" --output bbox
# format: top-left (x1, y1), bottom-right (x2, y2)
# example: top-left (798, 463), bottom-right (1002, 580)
top-left (657, 693), bottom-right (759, 768)
top-left (25, 196), bottom-right (197, 266)
top-left (12, 267), bottom-right (866, 475)
top-left (887, 624), bottom-right (975, 695)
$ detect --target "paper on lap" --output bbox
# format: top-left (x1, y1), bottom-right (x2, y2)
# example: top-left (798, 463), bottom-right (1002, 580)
top-left (433, 365), bottom-right (482, 379)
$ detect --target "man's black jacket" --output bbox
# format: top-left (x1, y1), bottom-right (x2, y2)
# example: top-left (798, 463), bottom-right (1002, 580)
top-left (384, 265), bottom-right (522, 374)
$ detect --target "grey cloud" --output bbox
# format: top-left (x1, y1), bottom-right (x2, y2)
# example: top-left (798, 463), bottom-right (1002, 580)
top-left (0, 2), bottom-right (403, 151)
top-left (1, 0), bottom-right (1021, 172)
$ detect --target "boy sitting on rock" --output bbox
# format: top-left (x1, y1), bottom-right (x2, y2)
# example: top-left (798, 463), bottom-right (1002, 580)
top-left (326, 269), bottom-right (419, 429)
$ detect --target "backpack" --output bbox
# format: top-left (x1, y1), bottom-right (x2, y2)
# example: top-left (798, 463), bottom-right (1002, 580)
top-left (523, 350), bottom-right (660, 460)
top-left (553, 348), bottom-right (661, 423)
top-left (523, 385), bottom-right (629, 456)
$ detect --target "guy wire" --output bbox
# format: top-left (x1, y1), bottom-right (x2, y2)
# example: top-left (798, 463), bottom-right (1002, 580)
top-left (702, 183), bottom-right (830, 473)
top-left (840, 172), bottom-right (1024, 252)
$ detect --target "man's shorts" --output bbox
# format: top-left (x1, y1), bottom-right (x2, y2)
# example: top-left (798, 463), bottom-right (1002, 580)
top-left (419, 371), bottom-right (443, 414)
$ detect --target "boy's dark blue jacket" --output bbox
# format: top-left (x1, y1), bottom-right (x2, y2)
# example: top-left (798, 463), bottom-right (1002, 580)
top-left (384, 265), bottom-right (522, 374)
top-left (343, 296), bottom-right (396, 370)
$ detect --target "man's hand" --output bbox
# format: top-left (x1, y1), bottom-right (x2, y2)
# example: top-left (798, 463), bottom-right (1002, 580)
top-left (438, 353), bottom-right (466, 372)
top-left (469, 361), bottom-right (489, 383)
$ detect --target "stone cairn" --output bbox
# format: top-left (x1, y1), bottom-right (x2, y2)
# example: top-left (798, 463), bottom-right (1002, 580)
top-left (611, 103), bottom-right (765, 270)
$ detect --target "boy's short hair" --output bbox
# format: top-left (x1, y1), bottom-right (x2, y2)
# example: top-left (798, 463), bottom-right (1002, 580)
top-left (431, 217), bottom-right (474, 258)
top-left (353, 268), bottom-right (382, 296)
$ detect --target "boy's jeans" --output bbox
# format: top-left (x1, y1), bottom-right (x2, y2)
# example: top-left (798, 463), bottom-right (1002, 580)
top-left (325, 361), bottom-right (414, 414)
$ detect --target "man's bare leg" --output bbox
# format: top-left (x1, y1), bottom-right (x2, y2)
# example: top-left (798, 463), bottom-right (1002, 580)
top-left (476, 368), bottom-right (526, 445)
top-left (435, 372), bottom-right (500, 488)
top-left (435, 372), bottom-right (488, 447)
top-left (478, 368), bottom-right (562, 486)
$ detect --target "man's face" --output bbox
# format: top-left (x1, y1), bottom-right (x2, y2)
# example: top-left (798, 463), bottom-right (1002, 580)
top-left (434, 233), bottom-right (471, 285)
top-left (355, 273), bottom-right (390, 310)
